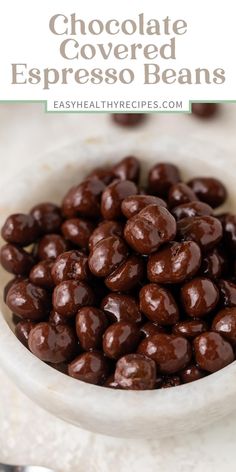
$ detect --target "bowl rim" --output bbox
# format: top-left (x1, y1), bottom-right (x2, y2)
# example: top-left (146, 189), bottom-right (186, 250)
top-left (1, 133), bottom-right (236, 436)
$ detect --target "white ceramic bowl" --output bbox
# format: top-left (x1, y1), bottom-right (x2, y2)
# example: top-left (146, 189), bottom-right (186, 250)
top-left (1, 133), bottom-right (236, 439)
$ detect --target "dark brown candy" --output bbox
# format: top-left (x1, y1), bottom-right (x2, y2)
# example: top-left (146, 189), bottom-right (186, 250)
top-left (188, 177), bottom-right (227, 208)
top-left (218, 279), bottom-right (236, 307)
top-left (15, 320), bottom-right (35, 348)
top-left (88, 236), bottom-right (129, 277)
top-left (36, 234), bottom-right (69, 260)
top-left (124, 204), bottom-right (176, 254)
top-left (76, 306), bottom-right (108, 351)
top-left (140, 322), bottom-right (166, 338)
top-left (101, 293), bottom-right (142, 324)
top-left (1, 213), bottom-right (40, 246)
top-left (6, 280), bottom-right (50, 321)
top-left (139, 284), bottom-right (179, 325)
top-left (168, 183), bottom-right (198, 208)
top-left (0, 244), bottom-right (34, 275)
top-left (30, 202), bottom-right (63, 234)
top-left (51, 250), bottom-right (90, 285)
top-left (147, 241), bottom-right (201, 284)
top-left (52, 280), bottom-right (94, 318)
top-left (180, 365), bottom-right (206, 383)
top-left (201, 248), bottom-right (224, 280)
top-left (104, 374), bottom-right (119, 389)
top-left (29, 322), bottom-right (77, 363)
top-left (29, 259), bottom-right (54, 289)
top-left (114, 354), bottom-right (156, 390)
top-left (138, 333), bottom-right (192, 374)
top-left (86, 167), bottom-right (114, 185)
top-left (62, 218), bottom-right (94, 248)
top-left (105, 255), bottom-right (144, 292)
top-left (212, 307), bottom-right (236, 344)
top-left (103, 321), bottom-right (140, 359)
top-left (101, 179), bottom-right (138, 220)
top-left (161, 375), bottom-right (181, 388)
top-left (112, 156), bottom-right (140, 183)
top-left (181, 277), bottom-right (219, 318)
top-left (62, 178), bottom-right (105, 219)
top-left (177, 216), bottom-right (223, 252)
top-left (193, 331), bottom-right (234, 373)
top-left (112, 113), bottom-right (145, 127)
top-left (191, 103), bottom-right (219, 118)
top-left (68, 352), bottom-right (109, 385)
top-left (223, 214), bottom-right (236, 255)
top-left (89, 220), bottom-right (123, 251)
top-left (173, 320), bottom-right (207, 339)
top-left (148, 162), bottom-right (181, 198)
top-left (4, 277), bottom-right (24, 303)
top-left (171, 201), bottom-right (213, 221)
top-left (49, 310), bottom-right (71, 326)
top-left (121, 194), bottom-right (167, 219)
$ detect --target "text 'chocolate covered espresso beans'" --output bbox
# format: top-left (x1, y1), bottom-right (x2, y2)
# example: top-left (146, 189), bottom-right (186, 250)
top-left (2, 155), bottom-right (236, 390)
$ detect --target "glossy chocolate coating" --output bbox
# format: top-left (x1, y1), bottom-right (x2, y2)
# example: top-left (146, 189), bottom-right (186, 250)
top-left (124, 204), bottom-right (176, 254)
top-left (140, 321), bottom-right (166, 338)
top-left (76, 306), bottom-right (108, 351)
top-left (0, 244), bottom-right (34, 275)
top-left (177, 216), bottom-right (223, 252)
top-left (171, 201), bottom-right (213, 221)
top-left (101, 179), bottom-right (138, 220)
top-left (29, 322), bottom-right (77, 363)
top-left (139, 284), bottom-right (179, 325)
top-left (1, 213), bottom-right (40, 246)
top-left (223, 214), bottom-right (236, 255)
top-left (105, 255), bottom-right (144, 292)
top-left (148, 162), bottom-right (181, 198)
top-left (212, 307), bottom-right (236, 344)
top-left (201, 248), bottom-right (224, 280)
top-left (103, 321), bottom-right (140, 359)
top-left (88, 236), bottom-right (129, 277)
top-left (52, 280), bottom-right (94, 317)
top-left (168, 183), bottom-right (198, 208)
top-left (29, 259), bottom-right (54, 289)
top-left (36, 234), bottom-right (69, 260)
top-left (62, 218), bottom-right (94, 248)
top-left (51, 250), bottom-right (90, 285)
top-left (88, 220), bottom-right (123, 251)
top-left (121, 194), bottom-right (167, 219)
top-left (101, 293), bottom-right (142, 324)
top-left (6, 280), bottom-right (50, 320)
top-left (68, 352), bottom-right (109, 385)
top-left (147, 241), bottom-right (201, 284)
top-left (191, 103), bottom-right (219, 118)
top-left (194, 331), bottom-right (234, 373)
top-left (15, 320), bottom-right (35, 348)
top-left (181, 277), bottom-right (219, 318)
top-left (30, 202), bottom-right (62, 234)
top-left (114, 354), bottom-right (156, 390)
top-left (138, 333), bottom-right (192, 374)
top-left (49, 309), bottom-right (71, 326)
top-left (62, 179), bottom-right (105, 219)
top-left (180, 365), bottom-right (206, 383)
top-left (112, 113), bottom-right (145, 127)
top-left (86, 166), bottom-right (114, 185)
top-left (173, 320), bottom-right (207, 339)
top-left (218, 279), bottom-right (236, 307)
top-left (112, 156), bottom-right (140, 183)
top-left (188, 177), bottom-right (227, 208)
top-left (104, 374), bottom-right (119, 389)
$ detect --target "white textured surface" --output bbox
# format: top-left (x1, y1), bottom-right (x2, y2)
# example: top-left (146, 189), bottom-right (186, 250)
top-left (1, 104), bottom-right (236, 469)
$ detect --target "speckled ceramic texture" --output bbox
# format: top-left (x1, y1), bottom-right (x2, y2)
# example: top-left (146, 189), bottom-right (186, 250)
top-left (0, 134), bottom-right (236, 439)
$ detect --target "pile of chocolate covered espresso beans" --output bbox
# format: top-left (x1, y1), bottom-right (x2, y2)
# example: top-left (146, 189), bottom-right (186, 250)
top-left (1, 156), bottom-right (236, 391)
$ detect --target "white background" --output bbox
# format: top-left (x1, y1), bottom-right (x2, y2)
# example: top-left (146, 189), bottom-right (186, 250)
top-left (0, 103), bottom-right (236, 471)
top-left (0, 0), bottom-right (235, 110)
